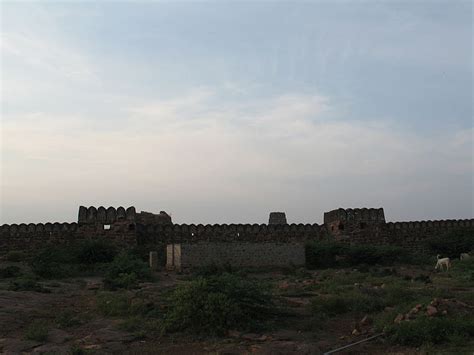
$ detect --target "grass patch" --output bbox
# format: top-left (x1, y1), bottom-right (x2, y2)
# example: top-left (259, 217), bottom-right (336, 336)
top-left (311, 282), bottom-right (418, 319)
top-left (162, 273), bottom-right (274, 336)
top-left (24, 320), bottom-right (49, 342)
top-left (0, 265), bottom-right (22, 278)
top-left (385, 316), bottom-right (474, 346)
top-left (8, 276), bottom-right (50, 293)
top-left (55, 310), bottom-right (82, 328)
top-left (5, 251), bottom-right (27, 262)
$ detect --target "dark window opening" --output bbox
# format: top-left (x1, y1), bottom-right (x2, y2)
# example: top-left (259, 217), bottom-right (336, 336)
top-left (331, 226), bottom-right (335, 231)
top-left (360, 222), bottom-right (367, 229)
top-left (338, 223), bottom-right (344, 231)
top-left (128, 224), bottom-right (135, 231)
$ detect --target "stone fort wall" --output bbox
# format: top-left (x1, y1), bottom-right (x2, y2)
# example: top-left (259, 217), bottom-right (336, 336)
top-left (1, 206), bottom-right (473, 258)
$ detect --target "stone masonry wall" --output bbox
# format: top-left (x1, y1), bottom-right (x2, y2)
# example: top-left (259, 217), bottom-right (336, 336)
top-left (1, 205), bottom-right (473, 260)
top-left (136, 223), bottom-right (322, 245)
top-left (0, 221), bottom-right (137, 253)
top-left (170, 242), bottom-right (306, 268)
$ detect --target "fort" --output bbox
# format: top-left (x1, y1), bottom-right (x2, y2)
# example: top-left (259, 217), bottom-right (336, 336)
top-left (1, 206), bottom-right (473, 268)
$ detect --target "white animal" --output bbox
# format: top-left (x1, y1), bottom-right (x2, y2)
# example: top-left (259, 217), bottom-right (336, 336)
top-left (435, 255), bottom-right (451, 271)
top-left (460, 253), bottom-right (471, 260)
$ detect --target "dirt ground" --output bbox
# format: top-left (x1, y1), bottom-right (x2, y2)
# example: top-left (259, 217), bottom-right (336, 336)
top-left (1, 260), bottom-right (473, 355)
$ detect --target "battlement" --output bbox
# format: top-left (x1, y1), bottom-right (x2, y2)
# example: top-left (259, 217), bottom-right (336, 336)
top-left (324, 208), bottom-right (385, 225)
top-left (1, 205), bottom-right (473, 256)
top-left (78, 206), bottom-right (136, 224)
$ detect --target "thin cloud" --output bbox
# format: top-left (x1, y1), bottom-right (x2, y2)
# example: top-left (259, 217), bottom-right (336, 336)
top-left (1, 89), bottom-right (472, 223)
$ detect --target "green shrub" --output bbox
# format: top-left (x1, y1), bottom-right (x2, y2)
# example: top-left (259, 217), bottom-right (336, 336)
top-left (103, 252), bottom-right (152, 290)
top-left (9, 277), bottom-right (50, 293)
top-left (425, 230), bottom-right (474, 259)
top-left (129, 244), bottom-right (166, 267)
top-left (311, 283), bottom-right (416, 319)
top-left (306, 242), bottom-right (407, 268)
top-left (29, 246), bottom-right (77, 278)
top-left (24, 320), bottom-right (49, 342)
top-left (29, 240), bottom-right (119, 278)
top-left (5, 251), bottom-right (26, 262)
top-left (96, 292), bottom-right (155, 317)
top-left (305, 242), bottom-right (347, 268)
top-left (194, 262), bottom-right (235, 277)
top-left (96, 292), bottom-right (131, 316)
top-left (55, 310), bottom-right (81, 328)
top-left (346, 245), bottom-right (405, 265)
top-left (0, 265), bottom-right (22, 278)
top-left (386, 316), bottom-right (474, 346)
top-left (162, 273), bottom-right (274, 335)
top-left (311, 292), bottom-right (386, 317)
top-left (74, 239), bottom-right (117, 264)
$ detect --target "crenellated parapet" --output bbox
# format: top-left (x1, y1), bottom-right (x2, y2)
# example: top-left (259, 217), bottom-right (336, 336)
top-left (385, 219), bottom-right (474, 230)
top-left (78, 206), bottom-right (137, 224)
top-left (324, 208), bottom-right (385, 225)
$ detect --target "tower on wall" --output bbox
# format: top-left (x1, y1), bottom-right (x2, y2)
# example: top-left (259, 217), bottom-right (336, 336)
top-left (324, 208), bottom-right (385, 236)
top-left (268, 212), bottom-right (288, 225)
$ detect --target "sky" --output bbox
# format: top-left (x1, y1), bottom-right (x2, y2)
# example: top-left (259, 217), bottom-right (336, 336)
top-left (0, 0), bottom-right (473, 224)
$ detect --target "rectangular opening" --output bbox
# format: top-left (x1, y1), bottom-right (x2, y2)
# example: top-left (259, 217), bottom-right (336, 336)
top-left (104, 224), bottom-right (111, 230)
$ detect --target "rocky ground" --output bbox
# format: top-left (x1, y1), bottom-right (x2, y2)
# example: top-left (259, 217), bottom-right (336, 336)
top-left (1, 259), bottom-right (473, 354)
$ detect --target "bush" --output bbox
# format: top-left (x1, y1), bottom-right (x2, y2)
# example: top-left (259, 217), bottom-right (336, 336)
top-left (24, 320), bottom-right (49, 342)
top-left (96, 292), bottom-right (155, 317)
top-left (96, 292), bottom-right (131, 316)
top-left (5, 251), bottom-right (26, 262)
top-left (162, 273), bottom-right (274, 335)
top-left (29, 246), bottom-right (77, 278)
top-left (306, 242), bottom-right (407, 268)
top-left (74, 239), bottom-right (117, 264)
top-left (103, 252), bottom-right (152, 290)
top-left (425, 230), bottom-right (474, 259)
top-left (305, 242), bottom-right (347, 268)
top-left (386, 316), bottom-right (474, 346)
top-left (311, 292), bottom-right (386, 317)
top-left (9, 277), bottom-right (50, 293)
top-left (55, 310), bottom-right (81, 328)
top-left (346, 245), bottom-right (405, 265)
top-left (29, 240), bottom-right (118, 278)
top-left (311, 284), bottom-right (416, 318)
top-left (0, 265), bottom-right (22, 278)
top-left (194, 262), bottom-right (235, 277)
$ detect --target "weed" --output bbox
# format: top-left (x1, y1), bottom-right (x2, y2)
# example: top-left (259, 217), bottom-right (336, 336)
top-left (0, 265), bottom-right (22, 278)
top-left (5, 251), bottom-right (26, 262)
top-left (96, 292), bottom-right (131, 317)
top-left (24, 320), bottom-right (49, 342)
top-left (55, 310), bottom-right (81, 328)
top-left (193, 262), bottom-right (235, 277)
top-left (9, 277), bottom-right (50, 293)
top-left (386, 316), bottom-right (474, 346)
